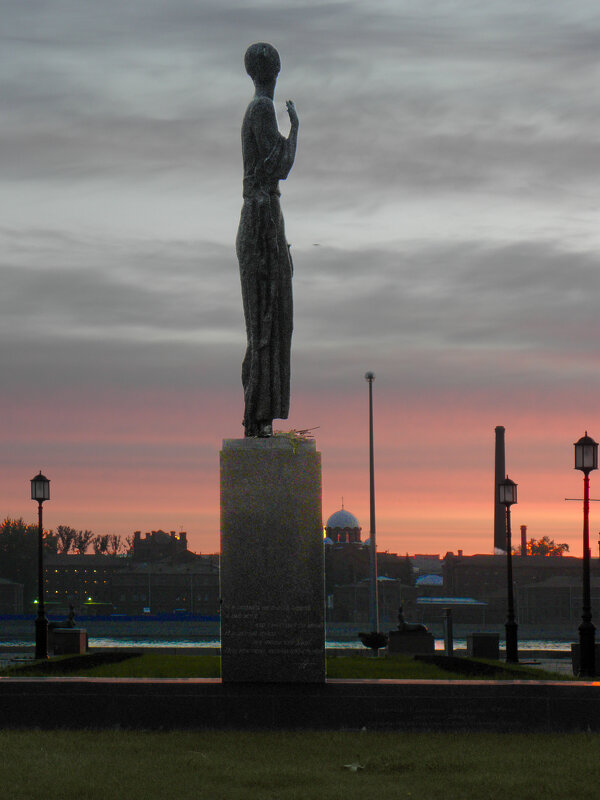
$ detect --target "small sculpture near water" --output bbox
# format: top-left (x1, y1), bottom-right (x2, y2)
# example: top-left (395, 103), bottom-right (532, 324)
top-left (396, 605), bottom-right (428, 633)
top-left (386, 605), bottom-right (435, 655)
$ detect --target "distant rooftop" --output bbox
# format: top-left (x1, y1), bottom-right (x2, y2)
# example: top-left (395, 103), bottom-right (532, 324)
top-left (416, 597), bottom-right (487, 606)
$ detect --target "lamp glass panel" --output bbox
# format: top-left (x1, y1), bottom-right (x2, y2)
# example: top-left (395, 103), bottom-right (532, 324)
top-left (31, 479), bottom-right (49, 501)
top-left (499, 483), bottom-right (517, 505)
top-left (576, 442), bottom-right (598, 470)
top-left (585, 445), bottom-right (597, 468)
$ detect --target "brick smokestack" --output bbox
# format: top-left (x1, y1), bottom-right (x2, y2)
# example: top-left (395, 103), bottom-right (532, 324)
top-left (494, 426), bottom-right (506, 553)
top-left (520, 525), bottom-right (527, 557)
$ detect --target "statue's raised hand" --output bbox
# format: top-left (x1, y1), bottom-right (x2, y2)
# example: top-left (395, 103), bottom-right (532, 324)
top-left (286, 100), bottom-right (298, 129)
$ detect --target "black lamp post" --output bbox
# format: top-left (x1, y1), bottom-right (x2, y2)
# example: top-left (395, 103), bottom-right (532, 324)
top-left (574, 432), bottom-right (598, 677)
top-left (498, 475), bottom-right (518, 663)
top-left (365, 371), bottom-right (379, 633)
top-left (30, 471), bottom-right (50, 660)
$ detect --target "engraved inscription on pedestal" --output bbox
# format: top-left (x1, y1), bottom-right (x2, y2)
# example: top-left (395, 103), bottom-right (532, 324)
top-left (220, 437), bottom-right (325, 682)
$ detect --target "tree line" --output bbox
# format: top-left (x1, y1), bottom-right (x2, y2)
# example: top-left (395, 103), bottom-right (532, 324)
top-left (53, 524), bottom-right (131, 556)
top-left (515, 536), bottom-right (569, 556)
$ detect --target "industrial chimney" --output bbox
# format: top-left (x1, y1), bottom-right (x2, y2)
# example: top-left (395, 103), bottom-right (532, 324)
top-left (520, 525), bottom-right (527, 557)
top-left (494, 426), bottom-right (506, 553)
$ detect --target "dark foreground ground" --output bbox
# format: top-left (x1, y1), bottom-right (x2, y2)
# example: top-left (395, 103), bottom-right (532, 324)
top-left (1, 676), bottom-right (599, 732)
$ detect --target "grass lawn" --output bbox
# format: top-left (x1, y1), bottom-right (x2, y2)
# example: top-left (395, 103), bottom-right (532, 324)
top-left (0, 729), bottom-right (599, 800)
top-left (325, 653), bottom-right (566, 680)
top-left (1, 652), bottom-right (567, 680)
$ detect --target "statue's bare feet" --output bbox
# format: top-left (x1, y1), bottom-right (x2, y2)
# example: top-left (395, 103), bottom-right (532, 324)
top-left (244, 420), bottom-right (272, 437)
top-left (257, 421), bottom-right (272, 437)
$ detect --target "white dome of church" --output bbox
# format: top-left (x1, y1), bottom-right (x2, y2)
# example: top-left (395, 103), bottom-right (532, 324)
top-left (326, 509), bottom-right (360, 529)
top-left (325, 505), bottom-right (362, 544)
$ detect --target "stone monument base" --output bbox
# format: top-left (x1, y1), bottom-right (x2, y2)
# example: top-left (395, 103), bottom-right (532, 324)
top-left (388, 630), bottom-right (435, 655)
top-left (467, 632), bottom-right (500, 659)
top-left (220, 437), bottom-right (325, 683)
top-left (52, 628), bottom-right (87, 656)
top-left (571, 643), bottom-right (600, 676)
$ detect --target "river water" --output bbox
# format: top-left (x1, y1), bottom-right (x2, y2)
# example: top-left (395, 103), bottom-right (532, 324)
top-left (0, 637), bottom-right (574, 651)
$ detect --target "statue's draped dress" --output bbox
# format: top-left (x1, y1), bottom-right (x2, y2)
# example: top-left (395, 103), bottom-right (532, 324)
top-left (236, 96), bottom-right (295, 434)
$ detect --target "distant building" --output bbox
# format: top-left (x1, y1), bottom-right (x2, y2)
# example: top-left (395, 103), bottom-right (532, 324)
top-left (112, 557), bottom-right (219, 616)
top-left (415, 596), bottom-right (488, 625)
top-left (415, 573), bottom-right (444, 594)
top-left (43, 529), bottom-right (219, 615)
top-left (443, 551), bottom-right (600, 624)
top-left (331, 578), bottom-right (417, 624)
top-left (517, 576), bottom-right (600, 625)
top-left (132, 530), bottom-right (191, 562)
top-left (411, 554), bottom-right (443, 575)
top-left (44, 554), bottom-right (125, 612)
top-left (323, 506), bottom-right (414, 621)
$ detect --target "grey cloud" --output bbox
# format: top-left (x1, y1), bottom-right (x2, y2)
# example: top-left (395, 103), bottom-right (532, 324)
top-left (290, 237), bottom-right (600, 391)
top-left (3, 0), bottom-right (599, 199)
top-left (2, 2), bottom-right (600, 407)
top-left (3, 227), bottom-right (599, 396)
top-left (0, 229), bottom-right (242, 344)
top-left (0, 334), bottom-right (241, 396)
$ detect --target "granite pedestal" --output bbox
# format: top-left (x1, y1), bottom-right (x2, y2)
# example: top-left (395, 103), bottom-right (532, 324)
top-left (220, 437), bottom-right (325, 682)
top-left (387, 630), bottom-right (435, 655)
top-left (52, 628), bottom-right (87, 656)
top-left (467, 633), bottom-right (500, 659)
top-left (571, 642), bottom-right (600, 676)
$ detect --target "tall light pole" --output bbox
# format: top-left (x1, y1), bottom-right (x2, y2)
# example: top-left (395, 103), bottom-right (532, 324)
top-left (498, 475), bottom-right (518, 663)
top-left (30, 471), bottom-right (50, 660)
top-left (574, 432), bottom-right (598, 677)
top-left (365, 371), bottom-right (379, 633)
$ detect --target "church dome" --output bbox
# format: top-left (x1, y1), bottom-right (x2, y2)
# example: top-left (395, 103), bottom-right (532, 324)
top-left (326, 509), bottom-right (360, 530)
top-left (325, 507), bottom-right (362, 544)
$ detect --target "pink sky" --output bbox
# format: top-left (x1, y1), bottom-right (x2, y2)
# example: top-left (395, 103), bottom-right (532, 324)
top-left (5, 383), bottom-right (599, 559)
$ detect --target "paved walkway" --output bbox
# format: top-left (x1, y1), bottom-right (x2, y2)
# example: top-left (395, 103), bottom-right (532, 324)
top-left (523, 658), bottom-right (573, 676)
top-left (1, 675), bottom-right (599, 731)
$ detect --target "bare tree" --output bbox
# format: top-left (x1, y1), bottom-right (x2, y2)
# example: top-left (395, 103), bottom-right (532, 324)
top-left (55, 525), bottom-right (77, 554)
top-left (106, 534), bottom-right (122, 555)
top-left (72, 529), bottom-right (95, 555)
top-left (92, 534), bottom-right (110, 555)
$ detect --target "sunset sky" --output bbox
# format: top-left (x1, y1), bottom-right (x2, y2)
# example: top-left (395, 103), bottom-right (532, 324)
top-left (3, 1), bottom-right (600, 557)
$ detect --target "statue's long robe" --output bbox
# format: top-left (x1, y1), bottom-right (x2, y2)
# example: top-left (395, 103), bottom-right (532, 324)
top-left (236, 96), bottom-right (295, 434)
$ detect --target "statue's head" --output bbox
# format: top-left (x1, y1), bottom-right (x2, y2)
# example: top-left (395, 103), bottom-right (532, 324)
top-left (244, 42), bottom-right (281, 85)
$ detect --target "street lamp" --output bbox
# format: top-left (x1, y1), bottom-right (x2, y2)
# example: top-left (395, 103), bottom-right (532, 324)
top-left (574, 432), bottom-right (598, 677)
top-left (30, 471), bottom-right (50, 660)
top-left (498, 475), bottom-right (518, 663)
top-left (365, 371), bottom-right (379, 633)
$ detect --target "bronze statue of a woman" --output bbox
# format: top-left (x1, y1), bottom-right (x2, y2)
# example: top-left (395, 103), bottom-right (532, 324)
top-left (236, 43), bottom-right (298, 438)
